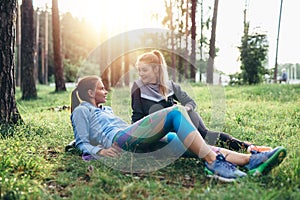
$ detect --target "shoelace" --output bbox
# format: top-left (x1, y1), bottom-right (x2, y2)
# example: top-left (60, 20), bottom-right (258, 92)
top-left (250, 150), bottom-right (271, 161)
top-left (250, 150), bottom-right (259, 154)
top-left (216, 154), bottom-right (237, 170)
top-left (252, 150), bottom-right (270, 160)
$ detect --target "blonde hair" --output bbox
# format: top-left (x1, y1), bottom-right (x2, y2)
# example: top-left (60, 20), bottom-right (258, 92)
top-left (136, 50), bottom-right (169, 99)
top-left (71, 75), bottom-right (101, 112)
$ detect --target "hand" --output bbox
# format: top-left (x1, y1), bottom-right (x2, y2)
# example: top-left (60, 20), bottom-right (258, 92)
top-left (98, 143), bottom-right (122, 157)
top-left (185, 105), bottom-right (191, 112)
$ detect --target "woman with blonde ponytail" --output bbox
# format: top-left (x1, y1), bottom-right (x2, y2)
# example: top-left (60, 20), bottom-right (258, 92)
top-left (131, 50), bottom-right (272, 153)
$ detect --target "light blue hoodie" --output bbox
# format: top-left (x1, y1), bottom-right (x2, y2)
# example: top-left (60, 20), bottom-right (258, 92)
top-left (71, 101), bottom-right (129, 155)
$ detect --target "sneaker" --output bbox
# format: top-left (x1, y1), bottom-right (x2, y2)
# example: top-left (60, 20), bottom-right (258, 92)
top-left (65, 139), bottom-right (76, 152)
top-left (245, 146), bottom-right (287, 176)
top-left (247, 144), bottom-right (273, 153)
top-left (205, 154), bottom-right (247, 182)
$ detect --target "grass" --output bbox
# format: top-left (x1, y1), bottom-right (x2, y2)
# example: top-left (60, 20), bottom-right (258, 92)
top-left (0, 83), bottom-right (299, 199)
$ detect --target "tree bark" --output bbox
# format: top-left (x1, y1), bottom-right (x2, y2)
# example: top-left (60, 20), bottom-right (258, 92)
top-left (124, 56), bottom-right (130, 86)
top-left (16, 2), bottom-right (21, 86)
top-left (44, 9), bottom-right (49, 85)
top-left (190, 0), bottom-right (196, 82)
top-left (21, 0), bottom-right (37, 99)
top-left (185, 0), bottom-right (189, 80)
top-left (52, 0), bottom-right (66, 92)
top-left (170, 0), bottom-right (176, 82)
top-left (0, 0), bottom-right (22, 124)
top-left (207, 0), bottom-right (219, 84)
top-left (199, 0), bottom-right (204, 81)
top-left (34, 9), bottom-right (39, 82)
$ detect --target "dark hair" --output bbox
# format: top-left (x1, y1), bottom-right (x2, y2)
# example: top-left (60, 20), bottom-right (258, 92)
top-left (71, 75), bottom-right (101, 112)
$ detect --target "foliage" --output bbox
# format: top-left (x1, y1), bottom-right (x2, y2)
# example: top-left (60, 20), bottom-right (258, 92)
top-left (32, 2), bottom-right (217, 86)
top-left (229, 72), bottom-right (246, 86)
top-left (63, 59), bottom-right (80, 82)
top-left (0, 84), bottom-right (299, 199)
top-left (61, 12), bottom-right (101, 66)
top-left (239, 33), bottom-right (269, 85)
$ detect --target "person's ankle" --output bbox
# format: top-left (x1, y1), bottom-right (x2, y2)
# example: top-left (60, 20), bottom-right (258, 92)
top-left (204, 153), bottom-right (216, 164)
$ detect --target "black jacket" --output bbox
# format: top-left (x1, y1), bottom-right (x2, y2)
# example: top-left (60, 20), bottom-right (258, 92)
top-left (131, 80), bottom-right (196, 123)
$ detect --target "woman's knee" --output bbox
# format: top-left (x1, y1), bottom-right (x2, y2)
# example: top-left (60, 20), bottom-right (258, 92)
top-left (172, 105), bottom-right (186, 113)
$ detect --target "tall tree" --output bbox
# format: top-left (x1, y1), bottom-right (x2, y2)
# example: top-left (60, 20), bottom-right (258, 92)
top-left (124, 54), bottom-right (130, 86)
top-left (162, 0), bottom-right (176, 81)
top-left (190, 0), bottom-right (196, 81)
top-left (34, 9), bottom-right (39, 82)
top-left (44, 7), bottom-right (49, 85)
top-left (36, 9), bottom-right (49, 85)
top-left (0, 0), bottom-right (22, 124)
top-left (16, 2), bottom-right (21, 86)
top-left (206, 0), bottom-right (219, 84)
top-left (123, 32), bottom-right (130, 86)
top-left (170, 0), bottom-right (176, 82)
top-left (185, 0), bottom-right (189, 80)
top-left (239, 33), bottom-right (269, 84)
top-left (239, 0), bottom-right (269, 85)
top-left (21, 0), bottom-right (37, 99)
top-left (199, 0), bottom-right (204, 81)
top-left (52, 0), bottom-right (66, 92)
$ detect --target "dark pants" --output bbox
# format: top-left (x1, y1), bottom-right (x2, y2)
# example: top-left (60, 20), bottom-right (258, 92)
top-left (188, 110), bottom-right (248, 151)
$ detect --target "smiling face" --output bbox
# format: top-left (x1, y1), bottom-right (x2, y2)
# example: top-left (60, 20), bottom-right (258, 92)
top-left (92, 80), bottom-right (108, 105)
top-left (137, 62), bottom-right (159, 84)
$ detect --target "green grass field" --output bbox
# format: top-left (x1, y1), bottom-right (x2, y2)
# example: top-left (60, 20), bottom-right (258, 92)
top-left (0, 84), bottom-right (299, 199)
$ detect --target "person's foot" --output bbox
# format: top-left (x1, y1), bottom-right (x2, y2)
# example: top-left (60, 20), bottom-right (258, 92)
top-left (247, 144), bottom-right (273, 153)
top-left (245, 146), bottom-right (287, 176)
top-left (205, 154), bottom-right (247, 182)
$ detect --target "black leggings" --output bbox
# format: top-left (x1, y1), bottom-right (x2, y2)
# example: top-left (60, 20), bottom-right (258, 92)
top-left (188, 110), bottom-right (249, 151)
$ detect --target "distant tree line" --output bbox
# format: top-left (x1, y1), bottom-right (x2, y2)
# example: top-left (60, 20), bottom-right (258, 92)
top-left (2, 0), bottom-right (290, 125)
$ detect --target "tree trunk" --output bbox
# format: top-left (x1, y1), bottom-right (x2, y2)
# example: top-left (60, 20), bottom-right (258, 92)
top-left (110, 59), bottom-right (122, 87)
top-left (190, 0), bottom-right (196, 82)
top-left (0, 0), bottom-right (22, 124)
top-left (170, 0), bottom-right (176, 82)
top-left (199, 0), bottom-right (204, 82)
top-left (21, 0), bottom-right (37, 99)
top-left (185, 0), bottom-right (189, 80)
top-left (207, 0), bottom-right (219, 84)
top-left (44, 9), bottom-right (48, 85)
top-left (52, 0), bottom-right (66, 92)
top-left (16, 2), bottom-right (21, 86)
top-left (34, 9), bottom-right (39, 82)
top-left (124, 56), bottom-right (130, 86)
top-left (123, 32), bottom-right (130, 86)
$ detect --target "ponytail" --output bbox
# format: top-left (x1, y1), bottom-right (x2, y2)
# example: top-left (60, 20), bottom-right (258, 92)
top-left (152, 50), bottom-right (169, 100)
top-left (70, 75), bottom-right (101, 112)
top-left (71, 89), bottom-right (83, 113)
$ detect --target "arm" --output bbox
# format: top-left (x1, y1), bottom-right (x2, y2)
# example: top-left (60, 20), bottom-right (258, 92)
top-left (131, 82), bottom-right (146, 123)
top-left (71, 107), bottom-right (103, 156)
top-left (171, 81), bottom-right (196, 111)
